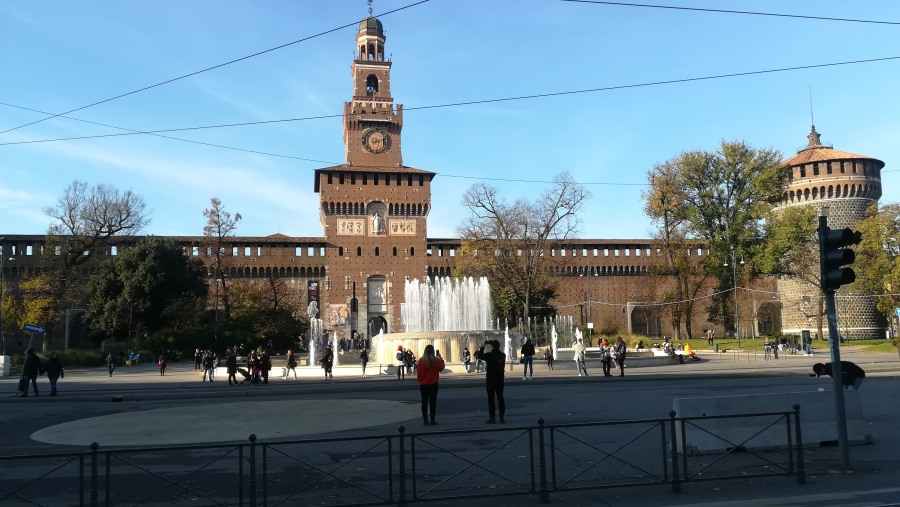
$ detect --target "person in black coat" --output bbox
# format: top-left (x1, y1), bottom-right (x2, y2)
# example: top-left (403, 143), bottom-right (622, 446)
top-left (483, 340), bottom-right (506, 424)
top-left (44, 352), bottom-right (65, 396)
top-left (225, 349), bottom-right (238, 385)
top-left (813, 361), bottom-right (866, 390)
top-left (18, 348), bottom-right (43, 397)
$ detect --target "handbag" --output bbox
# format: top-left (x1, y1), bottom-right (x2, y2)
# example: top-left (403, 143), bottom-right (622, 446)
top-left (519, 356), bottom-right (525, 364)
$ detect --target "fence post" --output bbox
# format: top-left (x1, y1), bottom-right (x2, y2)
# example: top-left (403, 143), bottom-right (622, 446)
top-left (669, 411), bottom-right (681, 493)
top-left (89, 442), bottom-right (99, 507)
top-left (248, 434), bottom-right (257, 507)
top-left (398, 425), bottom-right (407, 507)
top-left (537, 418), bottom-right (550, 504)
top-left (793, 404), bottom-right (806, 484)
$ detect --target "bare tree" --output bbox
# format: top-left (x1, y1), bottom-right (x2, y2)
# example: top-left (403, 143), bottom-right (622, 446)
top-left (457, 172), bottom-right (590, 327)
top-left (203, 197), bottom-right (241, 321)
top-left (34, 181), bottom-right (150, 348)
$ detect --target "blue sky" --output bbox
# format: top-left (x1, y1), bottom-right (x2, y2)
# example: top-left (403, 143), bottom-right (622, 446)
top-left (2, 0), bottom-right (898, 240)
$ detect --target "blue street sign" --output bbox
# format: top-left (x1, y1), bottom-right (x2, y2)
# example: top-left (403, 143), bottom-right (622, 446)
top-left (23, 324), bottom-right (45, 334)
top-left (895, 308), bottom-right (900, 318)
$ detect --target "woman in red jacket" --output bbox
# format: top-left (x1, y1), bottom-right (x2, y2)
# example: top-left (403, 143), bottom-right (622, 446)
top-left (416, 344), bottom-right (445, 425)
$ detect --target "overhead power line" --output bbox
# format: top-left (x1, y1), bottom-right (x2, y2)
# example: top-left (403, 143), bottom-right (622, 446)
top-left (3, 54), bottom-right (898, 148)
top-left (0, 101), bottom-right (335, 164)
top-left (562, 0), bottom-right (900, 26)
top-left (0, 0), bottom-right (431, 137)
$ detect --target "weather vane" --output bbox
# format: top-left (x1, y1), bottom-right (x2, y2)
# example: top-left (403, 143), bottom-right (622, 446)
top-left (368, 0), bottom-right (373, 16)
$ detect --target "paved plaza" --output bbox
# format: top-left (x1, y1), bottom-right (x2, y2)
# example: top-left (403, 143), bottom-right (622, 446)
top-left (1, 346), bottom-right (899, 506)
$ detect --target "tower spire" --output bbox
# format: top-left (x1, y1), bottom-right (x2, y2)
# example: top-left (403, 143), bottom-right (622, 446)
top-left (368, 0), bottom-right (373, 17)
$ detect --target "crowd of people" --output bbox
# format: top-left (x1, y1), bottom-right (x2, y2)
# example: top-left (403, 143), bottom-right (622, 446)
top-left (12, 338), bottom-right (868, 416)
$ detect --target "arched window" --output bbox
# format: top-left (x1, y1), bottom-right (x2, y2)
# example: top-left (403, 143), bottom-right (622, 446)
top-left (393, 247), bottom-right (397, 256)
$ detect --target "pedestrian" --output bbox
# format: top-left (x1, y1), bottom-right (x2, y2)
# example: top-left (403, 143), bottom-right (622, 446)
top-left (225, 349), bottom-right (238, 385)
top-left (462, 347), bottom-right (472, 373)
top-left (406, 349), bottom-right (417, 375)
top-left (285, 349), bottom-right (298, 379)
top-left (248, 352), bottom-right (261, 384)
top-left (573, 337), bottom-right (587, 376)
top-left (320, 345), bottom-right (334, 379)
top-left (105, 352), bottom-right (117, 377)
top-left (158, 352), bottom-right (168, 375)
top-left (764, 338), bottom-right (773, 360)
top-left (520, 336), bottom-right (535, 380)
top-left (613, 336), bottom-right (627, 377)
top-left (360, 347), bottom-right (369, 379)
top-left (706, 329), bottom-right (714, 346)
top-left (599, 337), bottom-right (613, 376)
top-left (417, 344), bottom-right (446, 425)
top-left (483, 339), bottom-right (506, 424)
top-left (475, 345), bottom-right (486, 373)
top-left (43, 351), bottom-right (65, 396)
top-left (260, 349), bottom-right (272, 384)
top-left (18, 348), bottom-right (43, 397)
top-left (544, 348), bottom-right (554, 370)
top-left (202, 351), bottom-right (216, 382)
top-left (194, 348), bottom-right (203, 371)
top-left (395, 345), bottom-right (406, 380)
top-left (812, 361), bottom-right (866, 390)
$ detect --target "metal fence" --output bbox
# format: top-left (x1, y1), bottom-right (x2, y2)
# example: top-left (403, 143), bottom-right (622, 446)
top-left (0, 406), bottom-right (805, 506)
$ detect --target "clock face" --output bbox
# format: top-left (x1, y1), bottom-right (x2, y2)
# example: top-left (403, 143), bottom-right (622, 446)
top-left (362, 128), bottom-right (391, 154)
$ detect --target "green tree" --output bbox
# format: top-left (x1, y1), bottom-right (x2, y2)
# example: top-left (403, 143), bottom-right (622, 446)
top-left (84, 237), bottom-right (207, 348)
top-left (758, 205), bottom-right (823, 337)
top-left (457, 172), bottom-right (588, 329)
top-left (646, 141), bottom-right (786, 336)
top-left (854, 202), bottom-right (900, 343)
top-left (227, 278), bottom-right (307, 352)
top-left (643, 160), bottom-right (708, 338)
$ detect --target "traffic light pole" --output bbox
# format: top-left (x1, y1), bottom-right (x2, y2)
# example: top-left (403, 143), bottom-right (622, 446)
top-left (818, 214), bottom-right (850, 470)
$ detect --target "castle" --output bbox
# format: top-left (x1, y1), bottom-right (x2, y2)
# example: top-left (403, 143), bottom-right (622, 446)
top-left (0, 13), bottom-right (888, 349)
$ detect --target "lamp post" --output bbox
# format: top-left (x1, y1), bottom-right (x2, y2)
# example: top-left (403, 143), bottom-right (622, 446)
top-left (724, 251), bottom-right (744, 348)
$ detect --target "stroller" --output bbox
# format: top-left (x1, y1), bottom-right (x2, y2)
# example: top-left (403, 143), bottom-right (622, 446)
top-left (237, 367), bottom-right (254, 384)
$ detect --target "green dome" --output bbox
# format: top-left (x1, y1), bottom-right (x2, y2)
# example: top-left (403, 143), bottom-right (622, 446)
top-left (358, 16), bottom-right (383, 36)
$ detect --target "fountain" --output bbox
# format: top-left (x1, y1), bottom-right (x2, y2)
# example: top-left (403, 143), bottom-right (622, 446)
top-left (372, 277), bottom-right (504, 366)
top-left (551, 323), bottom-right (559, 362)
top-left (307, 301), bottom-right (323, 369)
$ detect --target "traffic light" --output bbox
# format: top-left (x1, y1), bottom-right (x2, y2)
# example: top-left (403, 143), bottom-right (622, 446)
top-left (820, 227), bottom-right (862, 291)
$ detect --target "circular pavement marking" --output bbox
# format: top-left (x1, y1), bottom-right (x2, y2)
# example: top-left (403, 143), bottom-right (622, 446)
top-left (31, 399), bottom-right (420, 446)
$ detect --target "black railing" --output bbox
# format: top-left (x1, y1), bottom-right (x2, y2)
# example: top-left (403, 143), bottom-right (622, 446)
top-left (0, 406), bottom-right (805, 506)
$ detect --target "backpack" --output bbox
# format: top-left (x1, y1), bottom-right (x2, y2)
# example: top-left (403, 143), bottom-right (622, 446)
top-left (396, 350), bottom-right (404, 361)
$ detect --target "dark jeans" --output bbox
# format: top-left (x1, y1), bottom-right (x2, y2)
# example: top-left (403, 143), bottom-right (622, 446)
top-left (522, 356), bottom-right (533, 377)
top-left (48, 375), bottom-right (60, 395)
top-left (486, 376), bottom-right (505, 420)
top-left (419, 383), bottom-right (439, 422)
top-left (602, 359), bottom-right (612, 376)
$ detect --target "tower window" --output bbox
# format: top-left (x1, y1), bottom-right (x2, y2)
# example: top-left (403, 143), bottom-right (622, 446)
top-left (410, 247), bottom-right (415, 256)
top-left (366, 75), bottom-right (379, 94)
top-left (375, 247), bottom-right (380, 256)
top-left (813, 163), bottom-right (819, 176)
top-left (339, 247), bottom-right (344, 256)
top-left (357, 247), bottom-right (362, 256)
top-left (393, 247), bottom-right (397, 256)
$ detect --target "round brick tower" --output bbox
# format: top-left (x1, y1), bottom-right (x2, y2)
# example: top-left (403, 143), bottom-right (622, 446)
top-left (777, 126), bottom-right (886, 340)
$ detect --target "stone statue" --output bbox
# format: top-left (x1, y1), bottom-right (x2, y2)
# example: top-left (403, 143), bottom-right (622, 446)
top-left (307, 301), bottom-right (319, 320)
top-left (372, 212), bottom-right (384, 234)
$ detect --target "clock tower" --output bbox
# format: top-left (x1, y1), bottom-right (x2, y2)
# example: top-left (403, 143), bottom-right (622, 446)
top-left (344, 15), bottom-right (403, 167)
top-left (314, 11), bottom-right (434, 342)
